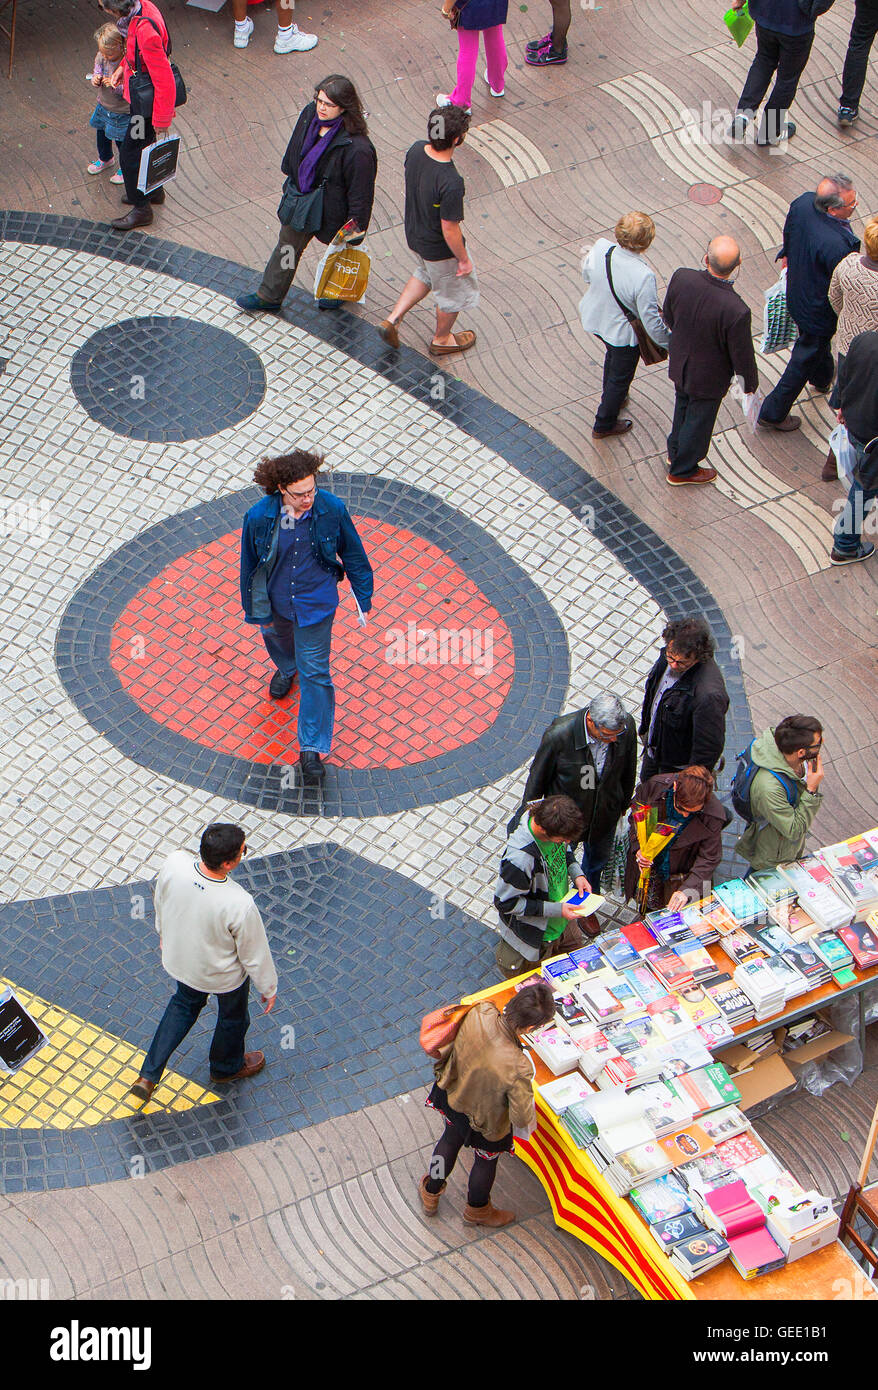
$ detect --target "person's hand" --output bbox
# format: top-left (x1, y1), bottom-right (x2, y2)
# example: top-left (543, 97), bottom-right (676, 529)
top-left (573, 875), bottom-right (591, 897)
top-left (667, 890), bottom-right (688, 912)
top-left (110, 64), bottom-right (124, 85)
top-left (262, 993), bottom-right (277, 1014)
top-left (154, 126), bottom-right (172, 137)
top-left (837, 409), bottom-right (845, 424)
top-left (731, 0), bottom-right (745, 8)
top-left (635, 849), bottom-right (652, 871)
top-left (778, 256), bottom-right (788, 270)
top-left (456, 257), bottom-right (473, 277)
top-left (92, 74), bottom-right (103, 87)
top-left (805, 751), bottom-right (824, 794)
top-left (561, 902), bottom-right (583, 921)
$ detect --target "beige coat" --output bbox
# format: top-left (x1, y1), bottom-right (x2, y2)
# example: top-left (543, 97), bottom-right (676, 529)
top-left (434, 1002), bottom-right (536, 1142)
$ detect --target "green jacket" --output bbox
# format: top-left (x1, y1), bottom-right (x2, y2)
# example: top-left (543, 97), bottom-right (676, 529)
top-left (735, 727), bottom-right (822, 870)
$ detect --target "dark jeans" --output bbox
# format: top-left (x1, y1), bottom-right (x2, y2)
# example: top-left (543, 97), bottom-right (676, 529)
top-left (580, 832), bottom-right (615, 892)
top-left (259, 224), bottom-right (316, 304)
top-left (594, 342), bottom-right (640, 430)
top-left (119, 114), bottom-right (156, 209)
top-left (832, 433), bottom-right (878, 554)
top-left (95, 128), bottom-right (122, 163)
top-left (737, 24), bottom-right (815, 139)
top-left (840, 0), bottom-right (878, 108)
top-left (758, 332), bottom-right (834, 423)
top-left (141, 978), bottom-right (250, 1082)
top-left (424, 1121), bottom-right (499, 1206)
top-left (667, 390), bottom-right (722, 477)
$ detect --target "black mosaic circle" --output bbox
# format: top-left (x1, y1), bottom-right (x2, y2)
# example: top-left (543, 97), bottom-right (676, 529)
top-left (69, 315), bottom-right (266, 442)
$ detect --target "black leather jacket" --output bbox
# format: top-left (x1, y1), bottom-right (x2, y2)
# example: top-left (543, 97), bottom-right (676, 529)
top-left (639, 649), bottom-right (729, 774)
top-left (515, 709), bottom-right (637, 845)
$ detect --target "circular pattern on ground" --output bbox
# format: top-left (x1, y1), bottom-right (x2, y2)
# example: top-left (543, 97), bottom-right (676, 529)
top-left (69, 315), bottom-right (267, 441)
top-left (110, 519), bottom-right (515, 769)
top-left (687, 183), bottom-right (723, 205)
top-left (56, 474), bottom-right (570, 816)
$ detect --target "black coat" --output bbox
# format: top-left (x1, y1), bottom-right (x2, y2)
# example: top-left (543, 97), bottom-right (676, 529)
top-left (281, 103), bottom-right (377, 245)
top-left (517, 709), bottom-right (638, 846)
top-left (780, 191), bottom-right (860, 337)
top-left (663, 268), bottom-right (758, 400)
top-left (639, 650), bottom-right (729, 775)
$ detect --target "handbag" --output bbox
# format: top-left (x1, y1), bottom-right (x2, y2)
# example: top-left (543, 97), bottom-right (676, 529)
top-left (419, 1001), bottom-right (472, 1060)
top-left (443, 1), bottom-right (467, 28)
top-left (277, 175), bottom-right (325, 232)
top-left (605, 247), bottom-right (669, 366)
top-left (128, 16), bottom-right (187, 121)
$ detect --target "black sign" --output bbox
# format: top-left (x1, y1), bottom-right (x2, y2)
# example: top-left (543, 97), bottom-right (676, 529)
top-left (0, 987), bottom-right (48, 1072)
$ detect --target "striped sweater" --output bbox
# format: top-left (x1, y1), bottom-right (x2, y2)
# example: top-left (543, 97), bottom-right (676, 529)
top-left (828, 253), bottom-right (878, 356)
top-left (493, 811), bottom-right (579, 962)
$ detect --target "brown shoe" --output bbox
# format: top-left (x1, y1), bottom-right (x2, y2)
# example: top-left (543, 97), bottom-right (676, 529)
top-left (418, 1175), bottom-right (445, 1215)
top-left (110, 206), bottom-right (154, 231)
top-left (666, 466), bottom-right (717, 486)
top-left (463, 1201), bottom-right (516, 1228)
top-left (210, 1050), bottom-right (265, 1083)
top-left (821, 448), bottom-right (838, 482)
top-left (129, 1076), bottom-right (156, 1103)
top-left (592, 418), bottom-right (632, 438)
top-left (378, 318), bottom-right (400, 349)
top-left (429, 329), bottom-right (477, 357)
top-left (757, 414), bottom-right (801, 432)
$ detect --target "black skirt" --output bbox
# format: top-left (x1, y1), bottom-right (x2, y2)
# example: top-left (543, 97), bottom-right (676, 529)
top-left (426, 1083), bottom-right (514, 1156)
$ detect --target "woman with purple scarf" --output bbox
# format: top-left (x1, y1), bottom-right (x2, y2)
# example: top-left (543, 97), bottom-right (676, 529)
top-left (237, 76), bottom-right (377, 313)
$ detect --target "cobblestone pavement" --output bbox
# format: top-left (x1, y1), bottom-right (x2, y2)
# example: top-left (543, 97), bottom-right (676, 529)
top-left (0, 0), bottom-right (877, 1297)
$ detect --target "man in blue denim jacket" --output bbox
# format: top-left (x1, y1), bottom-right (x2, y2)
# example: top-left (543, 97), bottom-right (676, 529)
top-left (240, 449), bottom-right (374, 782)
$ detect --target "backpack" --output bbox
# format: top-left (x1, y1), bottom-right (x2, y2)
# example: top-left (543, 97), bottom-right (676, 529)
top-left (730, 741), bottom-right (799, 825)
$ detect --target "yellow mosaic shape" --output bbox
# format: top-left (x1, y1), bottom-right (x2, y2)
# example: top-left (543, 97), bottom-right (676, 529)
top-left (0, 978), bottom-right (220, 1128)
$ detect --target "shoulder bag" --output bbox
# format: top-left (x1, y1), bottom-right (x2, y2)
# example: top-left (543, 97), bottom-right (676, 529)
top-left (605, 246), bottom-right (668, 366)
top-left (128, 16), bottom-right (187, 121)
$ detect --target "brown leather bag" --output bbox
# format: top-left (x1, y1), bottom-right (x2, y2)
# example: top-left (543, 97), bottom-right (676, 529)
top-left (605, 246), bottom-right (668, 366)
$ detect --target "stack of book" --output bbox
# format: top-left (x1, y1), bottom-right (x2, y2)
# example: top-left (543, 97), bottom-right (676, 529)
top-left (679, 902), bottom-right (721, 946)
top-left (781, 1014), bottom-right (832, 1053)
top-left (674, 1062), bottom-right (741, 1116)
top-left (812, 929), bottom-right (854, 978)
top-left (674, 939), bottom-right (719, 983)
top-left (779, 941), bottom-right (831, 989)
top-left (817, 832), bottom-right (878, 919)
top-left (620, 921), bottom-right (660, 957)
top-left (597, 929), bottom-right (641, 973)
top-left (622, 962), bottom-right (669, 1006)
top-left (713, 879), bottom-right (769, 928)
top-left (699, 1179), bottom-right (787, 1279)
top-left (526, 1023), bottom-right (584, 1075)
top-left (840, 919), bottom-right (878, 969)
top-left (538, 1072), bottom-right (595, 1115)
top-left (715, 1131), bottom-right (783, 1189)
top-left (541, 955), bottom-right (586, 988)
top-left (733, 959), bottom-right (786, 1019)
top-left (667, 1227), bottom-right (731, 1281)
top-left (631, 1078), bottom-right (696, 1135)
top-left (629, 1172), bottom-right (693, 1224)
top-left (649, 948), bottom-right (695, 994)
top-left (578, 979), bottom-right (626, 1023)
top-left (778, 860), bottom-right (854, 932)
top-left (749, 867), bottom-right (797, 911)
top-left (698, 1105), bottom-right (751, 1143)
top-left (704, 972), bottom-right (755, 1026)
top-left (764, 952), bottom-right (809, 1005)
top-left (644, 910), bottom-right (690, 946)
top-left (721, 928), bottom-right (769, 968)
top-left (767, 898), bottom-right (820, 942)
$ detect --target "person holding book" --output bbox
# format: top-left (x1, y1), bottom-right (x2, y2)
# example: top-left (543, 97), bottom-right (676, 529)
top-left (638, 617), bottom-right (729, 780)
top-left (623, 766), bottom-right (729, 911)
top-left (735, 717), bottom-right (825, 871)
top-left (419, 982), bottom-right (556, 1227)
top-left (514, 692), bottom-right (637, 893)
top-left (494, 795), bottom-right (590, 980)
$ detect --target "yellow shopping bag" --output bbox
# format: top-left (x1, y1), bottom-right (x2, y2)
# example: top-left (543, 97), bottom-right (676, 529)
top-left (314, 242), bottom-right (371, 303)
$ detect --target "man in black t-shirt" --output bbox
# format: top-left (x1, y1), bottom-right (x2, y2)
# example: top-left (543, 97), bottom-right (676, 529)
top-left (378, 106), bottom-right (480, 358)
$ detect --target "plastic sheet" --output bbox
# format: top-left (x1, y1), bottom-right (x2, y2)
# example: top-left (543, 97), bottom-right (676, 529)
top-left (791, 988), bottom-right (878, 1097)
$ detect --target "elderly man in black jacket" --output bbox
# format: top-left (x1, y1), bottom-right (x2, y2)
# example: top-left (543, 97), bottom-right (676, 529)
top-left (663, 237), bottom-right (759, 485)
top-left (639, 618), bottom-right (730, 781)
top-left (514, 692), bottom-right (637, 893)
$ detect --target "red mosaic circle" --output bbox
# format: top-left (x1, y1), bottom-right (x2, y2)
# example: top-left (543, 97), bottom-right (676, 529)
top-left (687, 183), bottom-right (723, 205)
top-left (110, 518), bottom-right (515, 769)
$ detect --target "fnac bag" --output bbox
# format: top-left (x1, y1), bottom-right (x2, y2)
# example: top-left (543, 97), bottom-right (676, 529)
top-left (419, 1002), bottom-right (471, 1060)
top-left (314, 223), bottom-right (371, 303)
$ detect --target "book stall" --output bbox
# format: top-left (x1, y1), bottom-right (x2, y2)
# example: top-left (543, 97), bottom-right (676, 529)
top-left (465, 832), bottom-right (878, 1300)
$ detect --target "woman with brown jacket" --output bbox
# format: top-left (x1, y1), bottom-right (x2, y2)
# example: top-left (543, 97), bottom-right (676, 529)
top-left (418, 982), bottom-right (555, 1227)
top-left (623, 766), bottom-right (730, 912)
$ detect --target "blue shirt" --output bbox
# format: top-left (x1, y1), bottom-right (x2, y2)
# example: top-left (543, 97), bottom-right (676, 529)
top-left (267, 507), bottom-right (339, 627)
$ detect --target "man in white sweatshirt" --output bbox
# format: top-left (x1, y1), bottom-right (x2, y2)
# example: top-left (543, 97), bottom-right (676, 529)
top-left (131, 824), bottom-right (278, 1103)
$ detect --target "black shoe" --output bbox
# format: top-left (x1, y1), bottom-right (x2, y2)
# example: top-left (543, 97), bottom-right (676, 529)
top-left (300, 751), bottom-right (326, 782)
top-left (837, 105), bottom-right (859, 128)
top-left (269, 670), bottom-right (295, 698)
top-left (756, 120), bottom-right (796, 146)
top-left (728, 112), bottom-right (749, 141)
top-left (526, 30), bottom-right (552, 51)
top-left (122, 187), bottom-right (165, 205)
top-left (317, 298), bottom-right (342, 311)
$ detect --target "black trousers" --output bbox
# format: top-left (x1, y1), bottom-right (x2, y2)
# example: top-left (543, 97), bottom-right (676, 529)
top-left (594, 342), bottom-right (640, 430)
top-left (424, 1122), bottom-right (499, 1207)
top-left (666, 390), bottom-right (723, 477)
top-left (119, 114), bottom-right (156, 209)
top-left (737, 25), bottom-right (815, 139)
top-left (758, 332), bottom-right (834, 423)
top-left (840, 0), bottom-right (878, 109)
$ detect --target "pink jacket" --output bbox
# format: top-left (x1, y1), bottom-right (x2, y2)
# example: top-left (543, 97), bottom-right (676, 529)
top-left (122, 0), bottom-right (176, 130)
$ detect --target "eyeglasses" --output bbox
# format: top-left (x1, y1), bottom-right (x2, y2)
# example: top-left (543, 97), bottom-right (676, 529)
top-left (282, 485), bottom-right (316, 501)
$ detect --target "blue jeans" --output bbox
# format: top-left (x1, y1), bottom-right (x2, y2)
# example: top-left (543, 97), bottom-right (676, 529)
top-left (832, 433), bottom-right (878, 554)
top-left (581, 834), bottom-right (614, 893)
top-left (142, 978), bottom-right (250, 1082)
top-left (261, 610), bottom-right (335, 755)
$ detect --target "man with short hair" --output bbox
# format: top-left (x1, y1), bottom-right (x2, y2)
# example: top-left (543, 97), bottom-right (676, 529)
top-left (662, 237), bottom-right (758, 485)
top-left (494, 795), bottom-right (590, 980)
top-left (729, 0), bottom-right (836, 146)
top-left (240, 449), bottom-right (374, 783)
top-left (829, 327), bottom-right (878, 565)
top-left (639, 618), bottom-right (730, 781)
top-left (757, 177), bottom-right (861, 437)
top-left (736, 717), bottom-right (825, 870)
top-left (379, 106), bottom-right (479, 357)
top-left (516, 693), bottom-right (637, 892)
top-left (131, 824), bottom-right (278, 1103)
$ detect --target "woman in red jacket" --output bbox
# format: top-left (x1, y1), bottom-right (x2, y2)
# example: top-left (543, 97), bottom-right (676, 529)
top-left (99, 0), bottom-right (177, 231)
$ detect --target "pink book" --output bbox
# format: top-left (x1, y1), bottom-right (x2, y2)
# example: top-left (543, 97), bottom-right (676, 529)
top-left (705, 1179), bottom-right (763, 1236)
top-left (727, 1225), bottom-right (786, 1276)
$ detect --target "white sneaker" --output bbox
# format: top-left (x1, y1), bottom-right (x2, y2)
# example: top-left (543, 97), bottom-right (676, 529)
top-left (484, 68), bottom-right (504, 96)
top-left (435, 92), bottom-right (472, 113)
top-left (233, 16), bottom-right (254, 47)
top-left (274, 23), bottom-right (318, 53)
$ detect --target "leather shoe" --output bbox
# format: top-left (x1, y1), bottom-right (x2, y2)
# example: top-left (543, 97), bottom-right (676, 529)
top-left (211, 1050), bottom-right (265, 1083)
top-left (378, 319), bottom-right (400, 349)
top-left (300, 751), bottom-right (326, 783)
top-left (822, 448), bottom-right (838, 482)
top-left (122, 187), bottom-right (165, 205)
top-left (463, 1201), bottom-right (516, 1227)
top-left (418, 1175), bottom-right (445, 1215)
top-left (110, 206), bottom-right (153, 231)
top-left (757, 414), bottom-right (801, 432)
top-left (269, 670), bottom-right (295, 699)
top-left (130, 1076), bottom-right (156, 1103)
top-left (592, 418), bottom-right (632, 438)
top-left (666, 466), bottom-right (717, 485)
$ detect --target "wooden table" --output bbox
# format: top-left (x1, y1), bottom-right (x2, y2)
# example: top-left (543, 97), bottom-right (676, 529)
top-left (461, 975), bottom-right (878, 1301)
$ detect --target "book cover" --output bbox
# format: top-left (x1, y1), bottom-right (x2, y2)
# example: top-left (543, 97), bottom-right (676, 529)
top-left (554, 992), bottom-right (590, 1027)
top-left (624, 963), bottom-right (669, 1006)
top-left (670, 1231), bottom-right (730, 1275)
top-left (569, 943), bottom-right (604, 973)
top-left (715, 1131), bottom-right (771, 1171)
top-left (629, 1173), bottom-right (692, 1224)
top-left (649, 949), bottom-right (695, 990)
top-left (838, 921), bottom-right (878, 968)
top-left (647, 996), bottom-right (696, 1041)
top-left (538, 1073), bottom-right (595, 1114)
top-left (541, 955), bottom-right (582, 985)
top-left (658, 1125), bottom-right (715, 1165)
top-left (727, 1225), bottom-right (786, 1278)
top-left (654, 1035), bottom-right (714, 1077)
top-left (811, 931), bottom-right (852, 968)
top-left (563, 888), bottom-right (606, 916)
top-left (696, 1017), bottom-right (734, 1050)
top-left (713, 879), bottom-right (768, 923)
top-left (621, 921), bottom-right (659, 955)
top-left (720, 929), bottom-right (768, 966)
top-left (651, 1211), bottom-right (710, 1247)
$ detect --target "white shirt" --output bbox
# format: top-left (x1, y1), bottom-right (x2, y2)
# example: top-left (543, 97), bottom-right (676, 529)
top-left (586, 728), bottom-right (610, 780)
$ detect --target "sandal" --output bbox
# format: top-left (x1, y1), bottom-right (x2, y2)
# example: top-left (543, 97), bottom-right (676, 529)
top-left (429, 329), bottom-right (477, 356)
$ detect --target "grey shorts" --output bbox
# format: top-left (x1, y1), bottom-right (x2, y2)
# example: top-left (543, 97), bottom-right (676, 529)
top-left (412, 254), bottom-right (480, 314)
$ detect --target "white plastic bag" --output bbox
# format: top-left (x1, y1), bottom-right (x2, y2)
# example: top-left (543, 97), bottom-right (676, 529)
top-left (828, 423), bottom-right (857, 485)
top-left (741, 390), bottom-right (763, 434)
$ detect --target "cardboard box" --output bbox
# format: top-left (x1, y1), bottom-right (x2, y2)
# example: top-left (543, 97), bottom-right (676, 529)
top-left (734, 1053), bottom-right (797, 1110)
top-left (770, 1191), bottom-right (834, 1234)
top-left (718, 1037), bottom-right (781, 1074)
top-left (767, 1211), bottom-right (839, 1262)
top-left (781, 1012), bottom-right (854, 1065)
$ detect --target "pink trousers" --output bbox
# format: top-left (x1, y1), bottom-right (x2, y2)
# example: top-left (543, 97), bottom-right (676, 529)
top-left (450, 24), bottom-right (507, 107)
